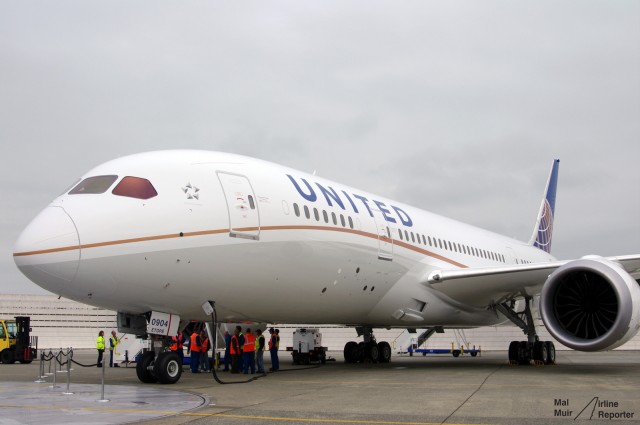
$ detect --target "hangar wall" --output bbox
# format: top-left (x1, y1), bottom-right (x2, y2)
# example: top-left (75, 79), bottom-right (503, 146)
top-left (2, 294), bottom-right (639, 351)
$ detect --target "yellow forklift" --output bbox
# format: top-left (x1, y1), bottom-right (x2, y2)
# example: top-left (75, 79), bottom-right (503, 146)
top-left (0, 316), bottom-right (37, 364)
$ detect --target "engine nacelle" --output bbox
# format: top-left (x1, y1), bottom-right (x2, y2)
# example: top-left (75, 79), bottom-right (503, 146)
top-left (540, 256), bottom-right (640, 351)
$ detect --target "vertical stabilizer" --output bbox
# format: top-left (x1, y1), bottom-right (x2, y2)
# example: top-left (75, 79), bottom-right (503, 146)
top-left (530, 159), bottom-right (560, 253)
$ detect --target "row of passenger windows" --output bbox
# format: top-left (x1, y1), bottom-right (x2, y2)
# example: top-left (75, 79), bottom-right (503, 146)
top-left (292, 203), bottom-right (505, 263)
top-left (396, 229), bottom-right (505, 263)
top-left (293, 203), bottom-right (355, 229)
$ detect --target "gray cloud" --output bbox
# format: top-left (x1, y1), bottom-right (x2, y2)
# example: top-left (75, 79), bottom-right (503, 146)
top-left (1, 1), bottom-right (638, 293)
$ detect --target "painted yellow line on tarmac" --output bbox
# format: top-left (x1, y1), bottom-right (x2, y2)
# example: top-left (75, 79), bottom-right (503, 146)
top-left (0, 404), bottom-right (492, 425)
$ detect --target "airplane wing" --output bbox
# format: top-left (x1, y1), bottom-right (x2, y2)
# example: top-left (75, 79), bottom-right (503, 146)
top-left (426, 254), bottom-right (640, 308)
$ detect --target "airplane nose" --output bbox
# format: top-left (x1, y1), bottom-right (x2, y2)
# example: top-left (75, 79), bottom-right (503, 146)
top-left (13, 206), bottom-right (80, 294)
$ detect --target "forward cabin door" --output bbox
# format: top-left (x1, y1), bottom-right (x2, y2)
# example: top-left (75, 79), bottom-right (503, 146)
top-left (371, 208), bottom-right (393, 261)
top-left (217, 172), bottom-right (260, 240)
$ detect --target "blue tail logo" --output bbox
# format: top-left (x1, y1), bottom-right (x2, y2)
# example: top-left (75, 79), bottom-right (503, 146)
top-left (531, 159), bottom-right (559, 253)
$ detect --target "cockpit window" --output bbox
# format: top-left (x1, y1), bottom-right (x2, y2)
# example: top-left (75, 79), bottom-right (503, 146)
top-left (69, 175), bottom-right (118, 194)
top-left (112, 176), bottom-right (158, 199)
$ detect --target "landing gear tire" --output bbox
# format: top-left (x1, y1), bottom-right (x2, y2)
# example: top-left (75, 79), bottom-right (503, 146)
top-left (344, 341), bottom-right (358, 363)
top-left (136, 351), bottom-right (158, 383)
top-left (508, 341), bottom-right (519, 363)
top-left (154, 352), bottom-right (182, 384)
top-left (378, 341), bottom-right (392, 363)
top-left (545, 341), bottom-right (556, 365)
top-left (366, 342), bottom-right (380, 362)
top-left (517, 341), bottom-right (530, 365)
top-left (533, 341), bottom-right (547, 363)
top-left (1, 349), bottom-right (15, 364)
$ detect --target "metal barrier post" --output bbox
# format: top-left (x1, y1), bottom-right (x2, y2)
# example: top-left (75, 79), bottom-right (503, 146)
top-left (97, 357), bottom-right (109, 402)
top-left (49, 352), bottom-right (60, 389)
top-left (62, 348), bottom-right (74, 395)
top-left (35, 351), bottom-right (46, 383)
top-left (46, 351), bottom-right (53, 376)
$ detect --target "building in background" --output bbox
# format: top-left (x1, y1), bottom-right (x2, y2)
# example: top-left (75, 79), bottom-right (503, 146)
top-left (2, 294), bottom-right (639, 351)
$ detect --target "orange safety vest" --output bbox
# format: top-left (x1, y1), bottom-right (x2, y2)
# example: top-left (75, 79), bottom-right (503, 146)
top-left (243, 333), bottom-right (256, 352)
top-left (269, 334), bottom-right (277, 350)
top-left (190, 332), bottom-right (201, 352)
top-left (230, 334), bottom-right (240, 355)
top-left (201, 337), bottom-right (209, 353)
top-left (170, 335), bottom-right (183, 351)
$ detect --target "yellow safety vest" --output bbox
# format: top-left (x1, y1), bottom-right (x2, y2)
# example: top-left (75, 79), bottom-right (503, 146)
top-left (97, 336), bottom-right (105, 350)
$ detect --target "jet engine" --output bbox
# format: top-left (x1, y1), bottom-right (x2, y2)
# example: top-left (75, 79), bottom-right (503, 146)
top-left (540, 256), bottom-right (640, 351)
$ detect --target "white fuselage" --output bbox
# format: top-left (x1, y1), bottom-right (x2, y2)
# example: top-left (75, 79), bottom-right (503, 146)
top-left (14, 150), bottom-right (555, 328)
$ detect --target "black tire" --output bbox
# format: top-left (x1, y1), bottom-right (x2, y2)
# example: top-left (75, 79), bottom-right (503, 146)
top-left (518, 341), bottom-right (530, 365)
top-left (470, 352), bottom-right (478, 357)
top-left (366, 342), bottom-right (380, 362)
top-left (1, 349), bottom-right (15, 364)
top-left (545, 341), bottom-right (556, 365)
top-left (136, 351), bottom-right (157, 383)
top-left (154, 352), bottom-right (182, 384)
top-left (533, 341), bottom-right (547, 363)
top-left (452, 350), bottom-right (460, 358)
top-left (302, 356), bottom-right (310, 365)
top-left (508, 341), bottom-right (519, 362)
top-left (344, 341), bottom-right (358, 363)
top-left (378, 341), bottom-right (392, 363)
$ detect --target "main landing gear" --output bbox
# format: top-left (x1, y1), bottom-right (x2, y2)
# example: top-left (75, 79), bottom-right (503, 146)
top-left (496, 296), bottom-right (556, 366)
top-left (343, 326), bottom-right (392, 364)
top-left (136, 336), bottom-right (183, 384)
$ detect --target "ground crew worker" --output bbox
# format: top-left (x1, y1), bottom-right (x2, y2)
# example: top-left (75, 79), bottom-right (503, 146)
top-left (170, 331), bottom-right (184, 363)
top-left (243, 328), bottom-right (256, 374)
top-left (199, 330), bottom-right (210, 372)
top-left (268, 327), bottom-right (279, 371)
top-left (237, 327), bottom-right (245, 372)
top-left (96, 330), bottom-right (105, 367)
top-left (109, 330), bottom-right (119, 367)
top-left (223, 331), bottom-right (231, 371)
top-left (188, 329), bottom-right (201, 373)
top-left (255, 329), bottom-right (266, 374)
top-left (230, 326), bottom-right (241, 374)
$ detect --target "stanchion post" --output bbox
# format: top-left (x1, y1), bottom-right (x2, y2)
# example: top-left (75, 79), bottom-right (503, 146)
top-left (97, 357), bottom-right (109, 402)
top-left (63, 348), bottom-right (74, 395)
top-left (35, 350), bottom-right (46, 383)
top-left (49, 351), bottom-right (60, 389)
top-left (46, 351), bottom-right (53, 376)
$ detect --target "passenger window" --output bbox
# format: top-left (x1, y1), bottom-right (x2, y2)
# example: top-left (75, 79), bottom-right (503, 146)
top-left (323, 210), bottom-right (329, 223)
top-left (398, 229), bottom-right (403, 240)
top-left (348, 216), bottom-right (354, 229)
top-left (304, 205), bottom-right (310, 219)
top-left (411, 232), bottom-right (415, 243)
top-left (340, 214), bottom-right (346, 227)
top-left (112, 176), bottom-right (158, 199)
top-left (314, 208), bottom-right (320, 221)
top-left (294, 203), bottom-right (300, 217)
top-left (405, 230), bottom-right (409, 241)
top-left (69, 175), bottom-right (118, 195)
top-left (387, 227), bottom-right (391, 238)
top-left (332, 212), bottom-right (337, 225)
top-left (428, 236), bottom-right (433, 246)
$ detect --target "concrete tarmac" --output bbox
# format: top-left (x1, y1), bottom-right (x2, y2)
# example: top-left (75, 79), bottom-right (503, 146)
top-left (0, 350), bottom-right (639, 425)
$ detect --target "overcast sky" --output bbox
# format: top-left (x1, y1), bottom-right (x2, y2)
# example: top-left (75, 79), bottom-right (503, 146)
top-left (1, 1), bottom-right (638, 295)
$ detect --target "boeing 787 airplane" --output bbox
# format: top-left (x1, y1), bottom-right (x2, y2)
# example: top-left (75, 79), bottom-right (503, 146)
top-left (13, 151), bottom-right (640, 384)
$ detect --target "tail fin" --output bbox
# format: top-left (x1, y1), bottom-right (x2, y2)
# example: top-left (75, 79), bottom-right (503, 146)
top-left (530, 159), bottom-right (560, 253)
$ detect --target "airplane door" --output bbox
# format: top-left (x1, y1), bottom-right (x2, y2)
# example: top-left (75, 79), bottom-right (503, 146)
top-left (217, 172), bottom-right (260, 240)
top-left (371, 209), bottom-right (393, 261)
